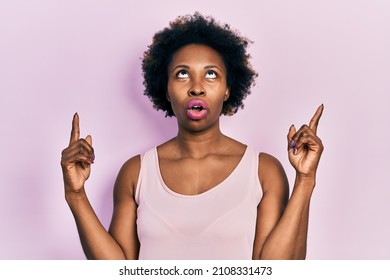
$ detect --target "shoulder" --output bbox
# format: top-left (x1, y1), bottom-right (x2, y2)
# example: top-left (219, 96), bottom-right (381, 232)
top-left (114, 155), bottom-right (141, 200)
top-left (258, 152), bottom-right (284, 173)
top-left (258, 152), bottom-right (289, 196)
top-left (119, 155), bottom-right (141, 181)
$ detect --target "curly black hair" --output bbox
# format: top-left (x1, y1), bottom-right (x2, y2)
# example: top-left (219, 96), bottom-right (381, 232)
top-left (142, 12), bottom-right (258, 117)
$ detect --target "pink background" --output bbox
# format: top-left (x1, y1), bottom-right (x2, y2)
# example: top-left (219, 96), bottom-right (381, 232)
top-left (1, 0), bottom-right (389, 259)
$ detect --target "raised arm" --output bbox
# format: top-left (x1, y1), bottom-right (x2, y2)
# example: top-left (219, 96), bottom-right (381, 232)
top-left (61, 113), bottom-right (138, 259)
top-left (253, 105), bottom-right (324, 259)
top-left (108, 155), bottom-right (141, 259)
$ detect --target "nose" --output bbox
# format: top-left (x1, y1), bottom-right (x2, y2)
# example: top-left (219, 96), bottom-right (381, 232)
top-left (188, 80), bottom-right (205, 96)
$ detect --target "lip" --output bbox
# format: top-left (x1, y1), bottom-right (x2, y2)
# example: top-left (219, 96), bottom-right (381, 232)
top-left (185, 99), bottom-right (209, 120)
top-left (186, 99), bottom-right (208, 110)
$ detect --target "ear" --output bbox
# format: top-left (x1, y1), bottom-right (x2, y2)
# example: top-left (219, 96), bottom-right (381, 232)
top-left (223, 88), bottom-right (230, 101)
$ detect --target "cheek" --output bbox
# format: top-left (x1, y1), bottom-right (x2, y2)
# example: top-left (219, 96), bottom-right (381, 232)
top-left (167, 82), bottom-right (187, 102)
top-left (166, 90), bottom-right (184, 113)
top-left (166, 82), bottom-right (178, 102)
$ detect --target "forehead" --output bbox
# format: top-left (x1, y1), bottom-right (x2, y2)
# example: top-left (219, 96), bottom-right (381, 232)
top-left (169, 44), bottom-right (226, 70)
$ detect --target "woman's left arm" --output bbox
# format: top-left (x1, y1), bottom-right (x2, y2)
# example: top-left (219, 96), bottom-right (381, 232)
top-left (253, 105), bottom-right (324, 259)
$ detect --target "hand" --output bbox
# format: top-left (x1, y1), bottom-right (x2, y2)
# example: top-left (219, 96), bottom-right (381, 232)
top-left (287, 105), bottom-right (324, 179)
top-left (61, 113), bottom-right (95, 193)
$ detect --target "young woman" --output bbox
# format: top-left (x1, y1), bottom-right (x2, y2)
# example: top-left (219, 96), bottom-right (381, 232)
top-left (61, 13), bottom-right (324, 260)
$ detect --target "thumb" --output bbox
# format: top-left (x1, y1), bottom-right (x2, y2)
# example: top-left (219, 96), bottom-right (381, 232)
top-left (85, 135), bottom-right (93, 146)
top-left (85, 135), bottom-right (94, 164)
top-left (287, 125), bottom-right (297, 156)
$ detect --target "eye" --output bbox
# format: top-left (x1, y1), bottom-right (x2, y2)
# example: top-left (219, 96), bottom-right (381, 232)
top-left (205, 70), bottom-right (217, 79)
top-left (176, 70), bottom-right (189, 78)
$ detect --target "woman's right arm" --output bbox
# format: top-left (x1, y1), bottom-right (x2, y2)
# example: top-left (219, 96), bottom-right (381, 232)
top-left (61, 113), bottom-right (139, 259)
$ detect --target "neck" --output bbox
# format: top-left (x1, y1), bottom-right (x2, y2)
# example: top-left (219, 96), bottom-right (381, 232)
top-left (174, 122), bottom-right (229, 158)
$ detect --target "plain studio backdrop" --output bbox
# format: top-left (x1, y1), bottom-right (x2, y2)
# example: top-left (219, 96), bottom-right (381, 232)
top-left (0, 0), bottom-right (389, 259)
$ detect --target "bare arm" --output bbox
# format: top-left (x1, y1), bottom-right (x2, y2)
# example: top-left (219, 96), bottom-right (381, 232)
top-left (252, 153), bottom-right (289, 259)
top-left (254, 168), bottom-right (314, 260)
top-left (253, 105), bottom-right (324, 259)
top-left (108, 156), bottom-right (140, 259)
top-left (61, 113), bottom-right (139, 259)
top-left (65, 189), bottom-right (127, 259)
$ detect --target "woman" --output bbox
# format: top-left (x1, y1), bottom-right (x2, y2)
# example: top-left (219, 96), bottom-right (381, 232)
top-left (61, 13), bottom-right (324, 260)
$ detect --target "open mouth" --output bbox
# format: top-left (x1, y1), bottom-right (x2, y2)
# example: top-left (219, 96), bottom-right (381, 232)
top-left (189, 105), bottom-right (204, 111)
top-left (186, 99), bottom-right (208, 120)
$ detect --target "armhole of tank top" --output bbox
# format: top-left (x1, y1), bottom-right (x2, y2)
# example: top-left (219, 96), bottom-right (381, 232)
top-left (255, 151), bottom-right (263, 203)
top-left (134, 152), bottom-right (145, 205)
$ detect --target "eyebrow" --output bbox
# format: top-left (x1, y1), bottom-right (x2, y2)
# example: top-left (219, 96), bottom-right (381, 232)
top-left (171, 64), bottom-right (222, 72)
top-left (172, 65), bottom-right (190, 71)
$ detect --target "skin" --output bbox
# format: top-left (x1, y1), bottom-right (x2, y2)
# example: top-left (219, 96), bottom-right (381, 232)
top-left (61, 44), bottom-right (324, 260)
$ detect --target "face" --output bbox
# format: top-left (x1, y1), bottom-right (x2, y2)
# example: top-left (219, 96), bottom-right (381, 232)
top-left (167, 44), bottom-right (230, 131)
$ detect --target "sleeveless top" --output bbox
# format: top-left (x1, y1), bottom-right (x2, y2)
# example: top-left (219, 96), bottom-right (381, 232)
top-left (135, 146), bottom-right (262, 259)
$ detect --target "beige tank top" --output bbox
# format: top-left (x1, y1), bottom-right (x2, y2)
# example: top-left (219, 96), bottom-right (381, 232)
top-left (135, 146), bottom-right (262, 259)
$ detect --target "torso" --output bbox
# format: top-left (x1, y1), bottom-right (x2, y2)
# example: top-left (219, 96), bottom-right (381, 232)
top-left (134, 141), bottom-right (263, 260)
top-left (157, 137), bottom-right (247, 196)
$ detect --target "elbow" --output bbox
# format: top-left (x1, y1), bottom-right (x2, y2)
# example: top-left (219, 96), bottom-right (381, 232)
top-left (257, 248), bottom-right (307, 260)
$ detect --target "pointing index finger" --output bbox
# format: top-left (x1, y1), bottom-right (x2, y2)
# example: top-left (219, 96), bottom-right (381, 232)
top-left (69, 113), bottom-right (80, 145)
top-left (309, 104), bottom-right (324, 134)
